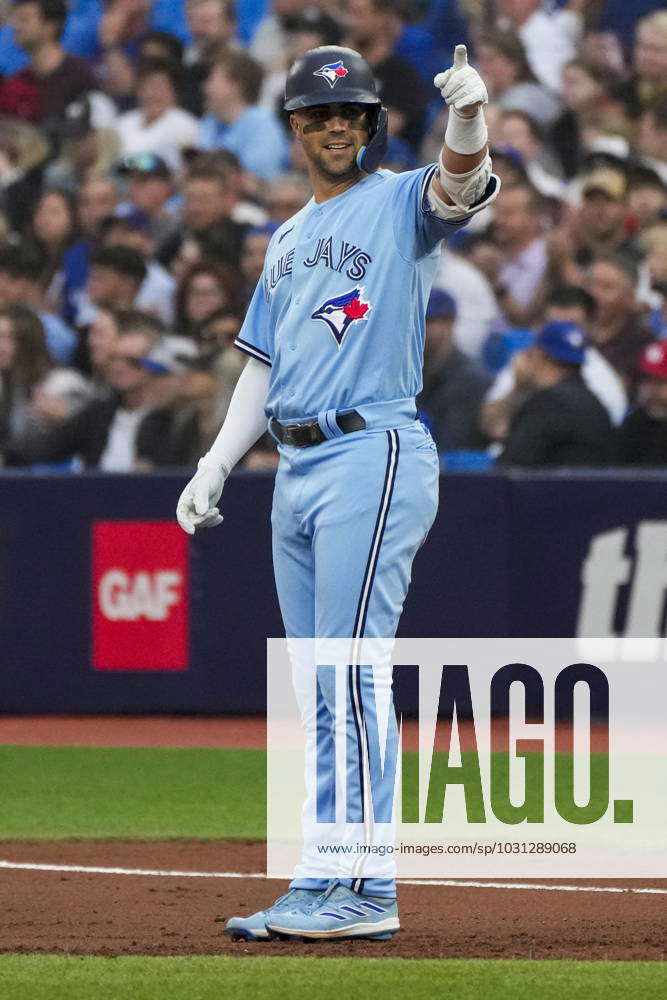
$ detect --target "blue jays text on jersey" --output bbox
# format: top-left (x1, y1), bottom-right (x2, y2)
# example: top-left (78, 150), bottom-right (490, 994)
top-left (266, 239), bottom-right (372, 291)
top-left (234, 163), bottom-right (498, 422)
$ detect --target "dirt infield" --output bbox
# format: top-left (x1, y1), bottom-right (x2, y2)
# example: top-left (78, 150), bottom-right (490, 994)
top-left (2, 716), bottom-right (664, 961)
top-left (0, 716), bottom-right (269, 749)
top-left (1, 840), bottom-right (665, 961)
top-left (0, 715), bottom-right (613, 751)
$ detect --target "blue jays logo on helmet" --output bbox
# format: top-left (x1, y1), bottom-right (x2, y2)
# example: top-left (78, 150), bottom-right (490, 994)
top-left (311, 287), bottom-right (371, 347)
top-left (313, 60), bottom-right (349, 88)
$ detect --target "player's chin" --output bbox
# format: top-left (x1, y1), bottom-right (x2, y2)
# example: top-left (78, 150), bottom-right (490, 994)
top-left (319, 147), bottom-right (359, 176)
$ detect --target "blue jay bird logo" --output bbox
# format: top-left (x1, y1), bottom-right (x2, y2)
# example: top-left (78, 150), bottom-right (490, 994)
top-left (311, 287), bottom-right (371, 347)
top-left (313, 60), bottom-right (349, 88)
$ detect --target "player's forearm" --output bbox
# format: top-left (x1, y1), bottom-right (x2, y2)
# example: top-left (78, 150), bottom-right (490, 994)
top-left (430, 45), bottom-right (494, 215)
top-left (430, 124), bottom-right (491, 212)
top-left (433, 136), bottom-right (488, 207)
top-left (442, 105), bottom-right (487, 171)
top-left (201, 356), bottom-right (270, 475)
top-left (437, 92), bottom-right (488, 205)
top-left (440, 145), bottom-right (486, 179)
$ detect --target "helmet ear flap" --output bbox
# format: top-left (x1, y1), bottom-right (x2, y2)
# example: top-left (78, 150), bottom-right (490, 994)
top-left (356, 106), bottom-right (388, 174)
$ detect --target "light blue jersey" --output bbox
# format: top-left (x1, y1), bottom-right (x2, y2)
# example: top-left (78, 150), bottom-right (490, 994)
top-left (235, 163), bottom-right (493, 421)
top-left (243, 162), bottom-right (496, 900)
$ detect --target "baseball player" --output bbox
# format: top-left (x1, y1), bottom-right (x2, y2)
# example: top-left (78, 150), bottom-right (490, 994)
top-left (177, 43), bottom-right (498, 941)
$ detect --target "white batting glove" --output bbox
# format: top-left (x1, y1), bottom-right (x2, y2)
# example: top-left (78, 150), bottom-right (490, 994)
top-left (434, 44), bottom-right (488, 117)
top-left (176, 458), bottom-right (226, 536)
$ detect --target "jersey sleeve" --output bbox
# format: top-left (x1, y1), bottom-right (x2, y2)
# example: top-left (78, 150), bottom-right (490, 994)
top-left (234, 275), bottom-right (272, 366)
top-left (391, 163), bottom-right (498, 260)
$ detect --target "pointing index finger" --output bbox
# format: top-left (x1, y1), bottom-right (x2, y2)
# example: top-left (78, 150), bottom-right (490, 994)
top-left (453, 44), bottom-right (468, 70)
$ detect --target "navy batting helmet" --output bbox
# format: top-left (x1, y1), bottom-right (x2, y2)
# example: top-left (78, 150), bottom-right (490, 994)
top-left (284, 46), bottom-right (388, 174)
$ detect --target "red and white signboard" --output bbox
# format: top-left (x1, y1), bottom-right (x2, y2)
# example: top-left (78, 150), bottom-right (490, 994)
top-left (92, 521), bottom-right (189, 671)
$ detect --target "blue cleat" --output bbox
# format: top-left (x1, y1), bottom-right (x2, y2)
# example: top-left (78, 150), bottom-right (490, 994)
top-left (225, 887), bottom-right (322, 941)
top-left (265, 881), bottom-right (400, 940)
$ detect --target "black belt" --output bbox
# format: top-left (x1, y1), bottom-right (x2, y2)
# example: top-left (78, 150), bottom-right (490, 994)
top-left (271, 410), bottom-right (366, 448)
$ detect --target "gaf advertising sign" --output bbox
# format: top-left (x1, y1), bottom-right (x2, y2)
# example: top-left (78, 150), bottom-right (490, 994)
top-left (92, 521), bottom-right (189, 671)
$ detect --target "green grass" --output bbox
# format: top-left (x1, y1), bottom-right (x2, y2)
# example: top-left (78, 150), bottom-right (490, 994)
top-left (0, 956), bottom-right (665, 1000)
top-left (0, 746), bottom-right (608, 840)
top-left (0, 747), bottom-right (266, 839)
top-left (0, 750), bottom-right (658, 989)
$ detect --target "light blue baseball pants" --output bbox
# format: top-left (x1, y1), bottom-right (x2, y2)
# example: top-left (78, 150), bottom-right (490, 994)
top-left (271, 415), bottom-right (439, 898)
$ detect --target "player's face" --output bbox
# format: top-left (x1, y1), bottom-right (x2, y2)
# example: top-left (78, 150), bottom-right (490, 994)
top-left (291, 104), bottom-right (370, 182)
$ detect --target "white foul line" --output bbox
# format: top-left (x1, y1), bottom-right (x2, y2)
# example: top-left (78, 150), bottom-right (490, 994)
top-left (0, 860), bottom-right (665, 894)
top-left (401, 879), bottom-right (667, 894)
top-left (0, 861), bottom-right (264, 879)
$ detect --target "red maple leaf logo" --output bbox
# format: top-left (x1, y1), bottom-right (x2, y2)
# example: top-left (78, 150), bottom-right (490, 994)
top-left (343, 297), bottom-right (369, 320)
top-left (334, 65), bottom-right (348, 77)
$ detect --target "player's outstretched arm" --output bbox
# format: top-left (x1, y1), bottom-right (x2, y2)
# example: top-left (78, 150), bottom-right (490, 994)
top-left (430, 44), bottom-right (495, 218)
top-left (176, 357), bottom-right (270, 535)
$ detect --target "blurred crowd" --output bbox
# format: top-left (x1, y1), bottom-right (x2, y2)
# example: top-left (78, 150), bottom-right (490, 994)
top-left (0, 0), bottom-right (667, 472)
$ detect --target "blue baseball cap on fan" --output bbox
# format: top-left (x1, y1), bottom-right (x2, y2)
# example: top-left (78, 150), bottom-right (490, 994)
top-left (426, 289), bottom-right (457, 320)
top-left (535, 321), bottom-right (586, 364)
